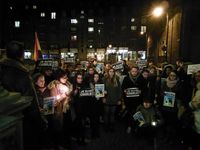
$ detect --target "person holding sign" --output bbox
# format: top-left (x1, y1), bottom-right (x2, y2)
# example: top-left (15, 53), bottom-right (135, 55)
top-left (159, 70), bottom-right (186, 145)
top-left (121, 65), bottom-right (143, 134)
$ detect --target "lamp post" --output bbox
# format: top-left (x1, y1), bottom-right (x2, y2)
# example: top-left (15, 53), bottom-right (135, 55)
top-left (152, 6), bottom-right (169, 62)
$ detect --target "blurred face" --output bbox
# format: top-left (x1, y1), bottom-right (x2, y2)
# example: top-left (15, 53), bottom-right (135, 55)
top-left (169, 72), bottom-right (177, 81)
top-left (36, 76), bottom-right (45, 88)
top-left (166, 67), bottom-right (172, 76)
top-left (130, 67), bottom-right (139, 77)
top-left (59, 75), bottom-right (68, 84)
top-left (89, 68), bottom-right (94, 75)
top-left (94, 74), bottom-right (99, 83)
top-left (142, 71), bottom-right (149, 79)
top-left (143, 101), bottom-right (152, 109)
top-left (195, 72), bottom-right (200, 83)
top-left (108, 69), bottom-right (115, 77)
top-left (76, 75), bottom-right (83, 84)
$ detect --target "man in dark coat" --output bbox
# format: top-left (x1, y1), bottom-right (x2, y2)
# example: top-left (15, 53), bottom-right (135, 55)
top-left (0, 41), bottom-right (44, 149)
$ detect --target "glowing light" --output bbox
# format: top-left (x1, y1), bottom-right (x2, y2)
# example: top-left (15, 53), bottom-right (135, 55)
top-left (152, 7), bottom-right (164, 17)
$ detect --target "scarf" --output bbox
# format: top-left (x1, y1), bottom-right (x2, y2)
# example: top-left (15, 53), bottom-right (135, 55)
top-left (166, 77), bottom-right (179, 88)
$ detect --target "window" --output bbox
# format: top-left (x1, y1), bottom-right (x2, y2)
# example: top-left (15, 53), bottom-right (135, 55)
top-left (15, 21), bottom-right (20, 28)
top-left (33, 5), bottom-right (37, 9)
top-left (10, 6), bottom-right (13, 10)
top-left (81, 10), bottom-right (84, 14)
top-left (131, 18), bottom-right (135, 22)
top-left (88, 27), bottom-right (94, 32)
top-left (71, 19), bottom-right (78, 24)
top-left (40, 12), bottom-right (45, 17)
top-left (141, 26), bottom-right (147, 33)
top-left (51, 12), bottom-right (56, 19)
top-left (88, 19), bottom-right (94, 23)
top-left (71, 35), bottom-right (77, 41)
top-left (131, 26), bottom-right (137, 31)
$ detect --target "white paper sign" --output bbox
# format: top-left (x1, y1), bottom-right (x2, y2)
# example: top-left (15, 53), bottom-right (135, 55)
top-left (126, 88), bottom-right (141, 97)
top-left (187, 64), bottom-right (200, 75)
top-left (43, 97), bottom-right (55, 115)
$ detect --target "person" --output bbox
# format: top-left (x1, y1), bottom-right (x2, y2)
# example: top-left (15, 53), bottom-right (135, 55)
top-left (103, 68), bottom-right (122, 132)
top-left (122, 60), bottom-right (129, 75)
top-left (0, 41), bottom-right (44, 149)
top-left (158, 71), bottom-right (186, 145)
top-left (121, 65), bottom-right (143, 134)
top-left (47, 70), bottom-right (72, 149)
top-left (133, 97), bottom-right (163, 140)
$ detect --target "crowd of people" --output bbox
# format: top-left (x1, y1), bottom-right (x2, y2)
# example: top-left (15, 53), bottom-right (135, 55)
top-left (0, 41), bottom-right (200, 150)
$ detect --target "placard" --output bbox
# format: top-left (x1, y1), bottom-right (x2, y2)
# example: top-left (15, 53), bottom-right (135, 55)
top-left (43, 97), bottom-right (55, 115)
top-left (126, 88), bottom-right (141, 97)
top-left (80, 89), bottom-right (93, 97)
top-left (133, 111), bottom-right (145, 122)
top-left (112, 61), bottom-right (123, 70)
top-left (187, 64), bottom-right (200, 75)
top-left (95, 84), bottom-right (105, 98)
top-left (163, 91), bottom-right (176, 107)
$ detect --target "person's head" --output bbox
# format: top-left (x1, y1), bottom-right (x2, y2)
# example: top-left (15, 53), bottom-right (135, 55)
top-left (32, 73), bottom-right (45, 88)
top-left (196, 82), bottom-right (200, 91)
top-left (168, 71), bottom-right (178, 81)
top-left (176, 58), bottom-right (183, 66)
top-left (6, 41), bottom-right (24, 60)
top-left (149, 66), bottom-right (157, 75)
top-left (88, 67), bottom-right (95, 75)
top-left (57, 70), bottom-right (68, 84)
top-left (108, 68), bottom-right (115, 78)
top-left (164, 65), bottom-right (174, 76)
top-left (123, 60), bottom-right (127, 65)
top-left (142, 69), bottom-right (150, 79)
top-left (94, 73), bottom-right (100, 83)
top-left (75, 73), bottom-right (83, 84)
top-left (130, 65), bottom-right (139, 77)
top-left (143, 99), bottom-right (153, 109)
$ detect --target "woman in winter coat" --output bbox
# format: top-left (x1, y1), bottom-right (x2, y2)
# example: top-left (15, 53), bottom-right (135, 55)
top-left (103, 68), bottom-right (122, 132)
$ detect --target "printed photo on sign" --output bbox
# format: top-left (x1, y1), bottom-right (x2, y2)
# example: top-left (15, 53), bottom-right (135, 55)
top-left (112, 61), bottom-right (123, 70)
top-left (43, 97), bottom-right (55, 115)
top-left (80, 89), bottom-right (93, 97)
top-left (126, 88), bottom-right (140, 97)
top-left (163, 91), bottom-right (176, 107)
top-left (95, 84), bottom-right (105, 98)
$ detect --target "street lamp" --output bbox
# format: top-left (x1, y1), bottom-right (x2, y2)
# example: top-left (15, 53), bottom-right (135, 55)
top-left (152, 6), bottom-right (169, 62)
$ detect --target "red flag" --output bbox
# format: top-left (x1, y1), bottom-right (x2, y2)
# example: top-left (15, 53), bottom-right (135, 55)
top-left (33, 32), bottom-right (42, 61)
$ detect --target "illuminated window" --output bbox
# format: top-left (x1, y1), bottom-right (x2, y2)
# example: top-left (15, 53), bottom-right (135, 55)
top-left (141, 26), bottom-right (147, 33)
top-left (51, 12), bottom-right (56, 19)
top-left (10, 6), bottom-right (13, 10)
top-left (81, 10), bottom-right (84, 14)
top-left (88, 27), bottom-right (94, 32)
top-left (88, 19), bottom-right (94, 23)
top-left (15, 21), bottom-right (20, 28)
top-left (41, 12), bottom-right (45, 17)
top-left (71, 35), bottom-right (77, 41)
top-left (131, 18), bottom-right (135, 22)
top-left (131, 26), bottom-right (137, 31)
top-left (33, 5), bottom-right (37, 9)
top-left (71, 19), bottom-right (78, 24)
